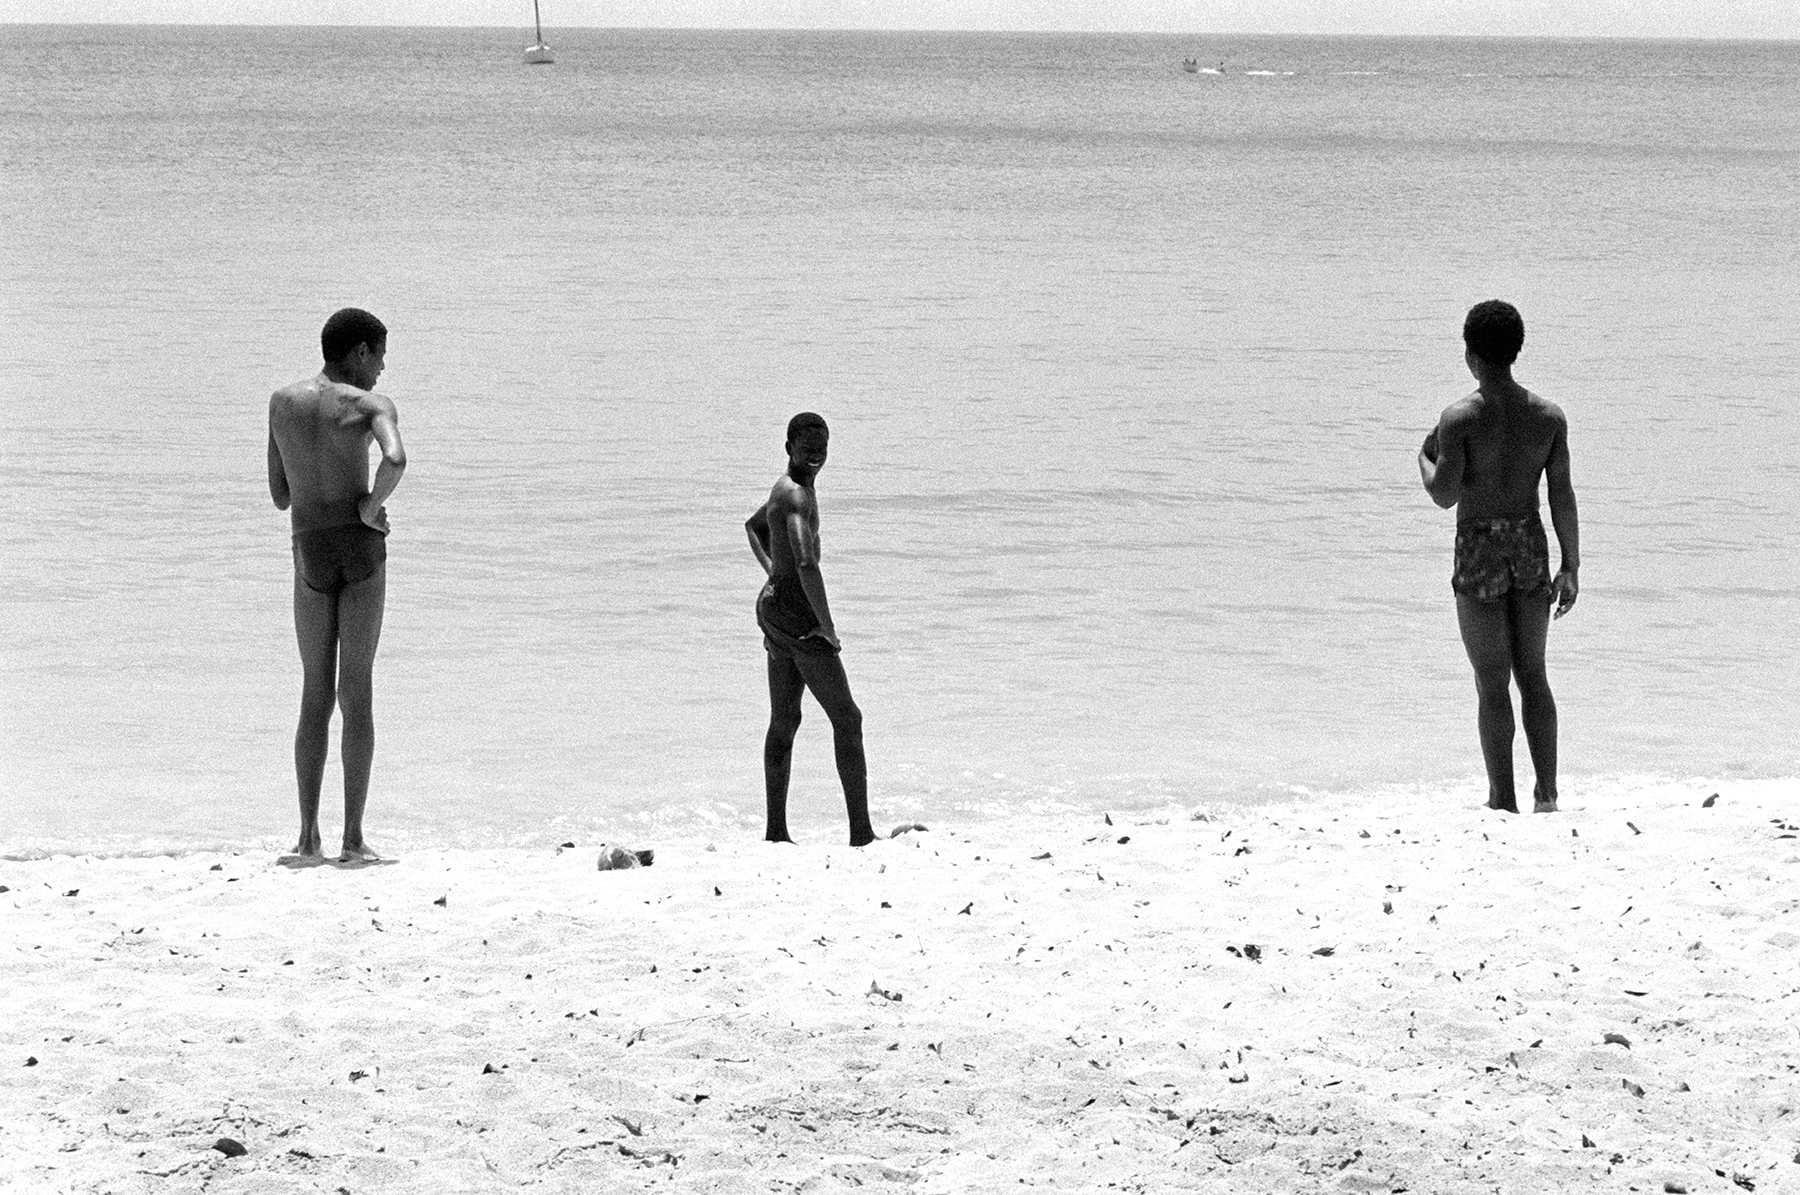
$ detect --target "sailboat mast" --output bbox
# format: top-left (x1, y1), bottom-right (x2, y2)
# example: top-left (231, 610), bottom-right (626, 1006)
top-left (533, 0), bottom-right (544, 43)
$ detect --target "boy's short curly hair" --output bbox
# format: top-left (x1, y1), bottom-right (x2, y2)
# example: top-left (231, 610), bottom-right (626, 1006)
top-left (1463, 300), bottom-right (1524, 366)
top-left (321, 308), bottom-right (387, 364)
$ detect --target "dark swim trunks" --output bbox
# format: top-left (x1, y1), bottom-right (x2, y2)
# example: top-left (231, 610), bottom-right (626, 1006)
top-left (292, 522), bottom-right (387, 595)
top-left (757, 574), bottom-right (838, 658)
top-left (1452, 514), bottom-right (1551, 602)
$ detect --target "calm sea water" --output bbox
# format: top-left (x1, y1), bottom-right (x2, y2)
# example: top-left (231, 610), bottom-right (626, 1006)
top-left (2, 27), bottom-right (1797, 856)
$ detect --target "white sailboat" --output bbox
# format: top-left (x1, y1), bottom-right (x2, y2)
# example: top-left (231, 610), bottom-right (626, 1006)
top-left (523, 0), bottom-right (554, 64)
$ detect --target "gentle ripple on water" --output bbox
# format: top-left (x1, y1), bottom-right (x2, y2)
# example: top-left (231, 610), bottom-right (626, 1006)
top-left (2, 27), bottom-right (1797, 854)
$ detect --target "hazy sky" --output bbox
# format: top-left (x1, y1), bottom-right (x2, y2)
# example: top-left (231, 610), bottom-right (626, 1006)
top-left (8, 0), bottom-right (1798, 38)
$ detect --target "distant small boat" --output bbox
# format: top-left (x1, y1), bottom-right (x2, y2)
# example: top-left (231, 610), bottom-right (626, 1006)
top-left (1182, 58), bottom-right (1198, 74)
top-left (524, 0), bottom-right (553, 64)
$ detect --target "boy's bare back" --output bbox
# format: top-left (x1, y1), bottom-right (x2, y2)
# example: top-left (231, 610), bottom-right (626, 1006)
top-left (268, 377), bottom-right (398, 532)
top-left (1430, 383), bottom-right (1569, 523)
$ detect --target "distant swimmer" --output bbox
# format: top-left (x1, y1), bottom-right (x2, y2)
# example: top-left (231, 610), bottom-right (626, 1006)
top-left (744, 413), bottom-right (875, 847)
top-left (1419, 300), bottom-right (1580, 814)
top-left (268, 308), bottom-right (408, 863)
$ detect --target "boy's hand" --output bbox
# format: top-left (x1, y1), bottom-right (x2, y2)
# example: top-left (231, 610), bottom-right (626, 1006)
top-left (1550, 567), bottom-right (1578, 619)
top-left (359, 495), bottom-right (390, 535)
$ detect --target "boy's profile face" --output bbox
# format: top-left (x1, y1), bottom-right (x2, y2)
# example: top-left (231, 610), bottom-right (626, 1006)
top-left (347, 338), bottom-right (386, 389)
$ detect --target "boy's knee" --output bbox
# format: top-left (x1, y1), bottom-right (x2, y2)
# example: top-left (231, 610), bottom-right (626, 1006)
top-left (1516, 673), bottom-right (1554, 704)
top-left (768, 709), bottom-right (803, 739)
top-left (299, 689), bottom-right (336, 722)
top-left (335, 666), bottom-right (375, 700)
top-left (1471, 672), bottom-right (1511, 701)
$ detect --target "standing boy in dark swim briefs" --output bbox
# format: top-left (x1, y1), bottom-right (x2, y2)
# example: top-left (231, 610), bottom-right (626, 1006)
top-left (1419, 300), bottom-right (1580, 813)
top-left (744, 413), bottom-right (876, 847)
top-left (268, 308), bottom-right (407, 862)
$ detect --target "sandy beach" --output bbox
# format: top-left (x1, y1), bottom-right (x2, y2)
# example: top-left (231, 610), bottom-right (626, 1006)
top-left (4, 780), bottom-right (1797, 1194)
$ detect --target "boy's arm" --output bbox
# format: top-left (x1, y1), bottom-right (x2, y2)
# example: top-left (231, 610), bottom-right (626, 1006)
top-left (1418, 413), bottom-right (1464, 509)
top-left (786, 508), bottom-right (838, 648)
top-left (267, 422), bottom-right (290, 510)
top-left (359, 395), bottom-right (406, 534)
top-left (744, 504), bottom-right (773, 575)
top-left (1545, 415), bottom-right (1580, 618)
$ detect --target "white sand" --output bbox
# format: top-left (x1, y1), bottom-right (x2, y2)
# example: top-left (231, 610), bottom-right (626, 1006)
top-left (4, 781), bottom-right (1798, 1194)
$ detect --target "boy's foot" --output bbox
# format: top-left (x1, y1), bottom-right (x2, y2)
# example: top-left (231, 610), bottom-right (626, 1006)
top-left (280, 834), bottom-right (326, 867)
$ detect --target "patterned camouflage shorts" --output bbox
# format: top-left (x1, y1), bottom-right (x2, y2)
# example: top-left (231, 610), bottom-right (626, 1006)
top-left (1452, 514), bottom-right (1552, 602)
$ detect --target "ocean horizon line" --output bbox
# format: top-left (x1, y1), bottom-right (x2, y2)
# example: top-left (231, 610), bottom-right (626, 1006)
top-left (5, 23), bottom-right (1798, 45)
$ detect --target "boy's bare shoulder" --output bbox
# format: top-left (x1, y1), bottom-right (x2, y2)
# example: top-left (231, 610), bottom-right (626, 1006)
top-left (1439, 390), bottom-right (1484, 429)
top-left (270, 376), bottom-right (317, 407)
top-left (270, 379), bottom-right (392, 433)
top-left (318, 381), bottom-right (390, 426)
top-left (768, 474), bottom-right (814, 512)
top-left (355, 388), bottom-right (398, 422)
top-left (269, 378), bottom-right (328, 426)
top-left (1525, 389), bottom-right (1567, 427)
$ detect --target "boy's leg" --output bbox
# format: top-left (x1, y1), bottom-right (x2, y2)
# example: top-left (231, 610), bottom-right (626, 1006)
top-left (1456, 593), bottom-right (1519, 812)
top-left (335, 566), bottom-right (387, 859)
top-left (292, 574), bottom-right (339, 857)
top-left (793, 653), bottom-right (874, 846)
top-left (1507, 588), bottom-right (1558, 812)
top-left (764, 653), bottom-right (806, 843)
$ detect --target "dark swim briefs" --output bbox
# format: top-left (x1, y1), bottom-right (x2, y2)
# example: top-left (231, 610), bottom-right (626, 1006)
top-left (1452, 514), bottom-right (1551, 602)
top-left (757, 574), bottom-right (838, 659)
top-left (292, 522), bottom-right (387, 595)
